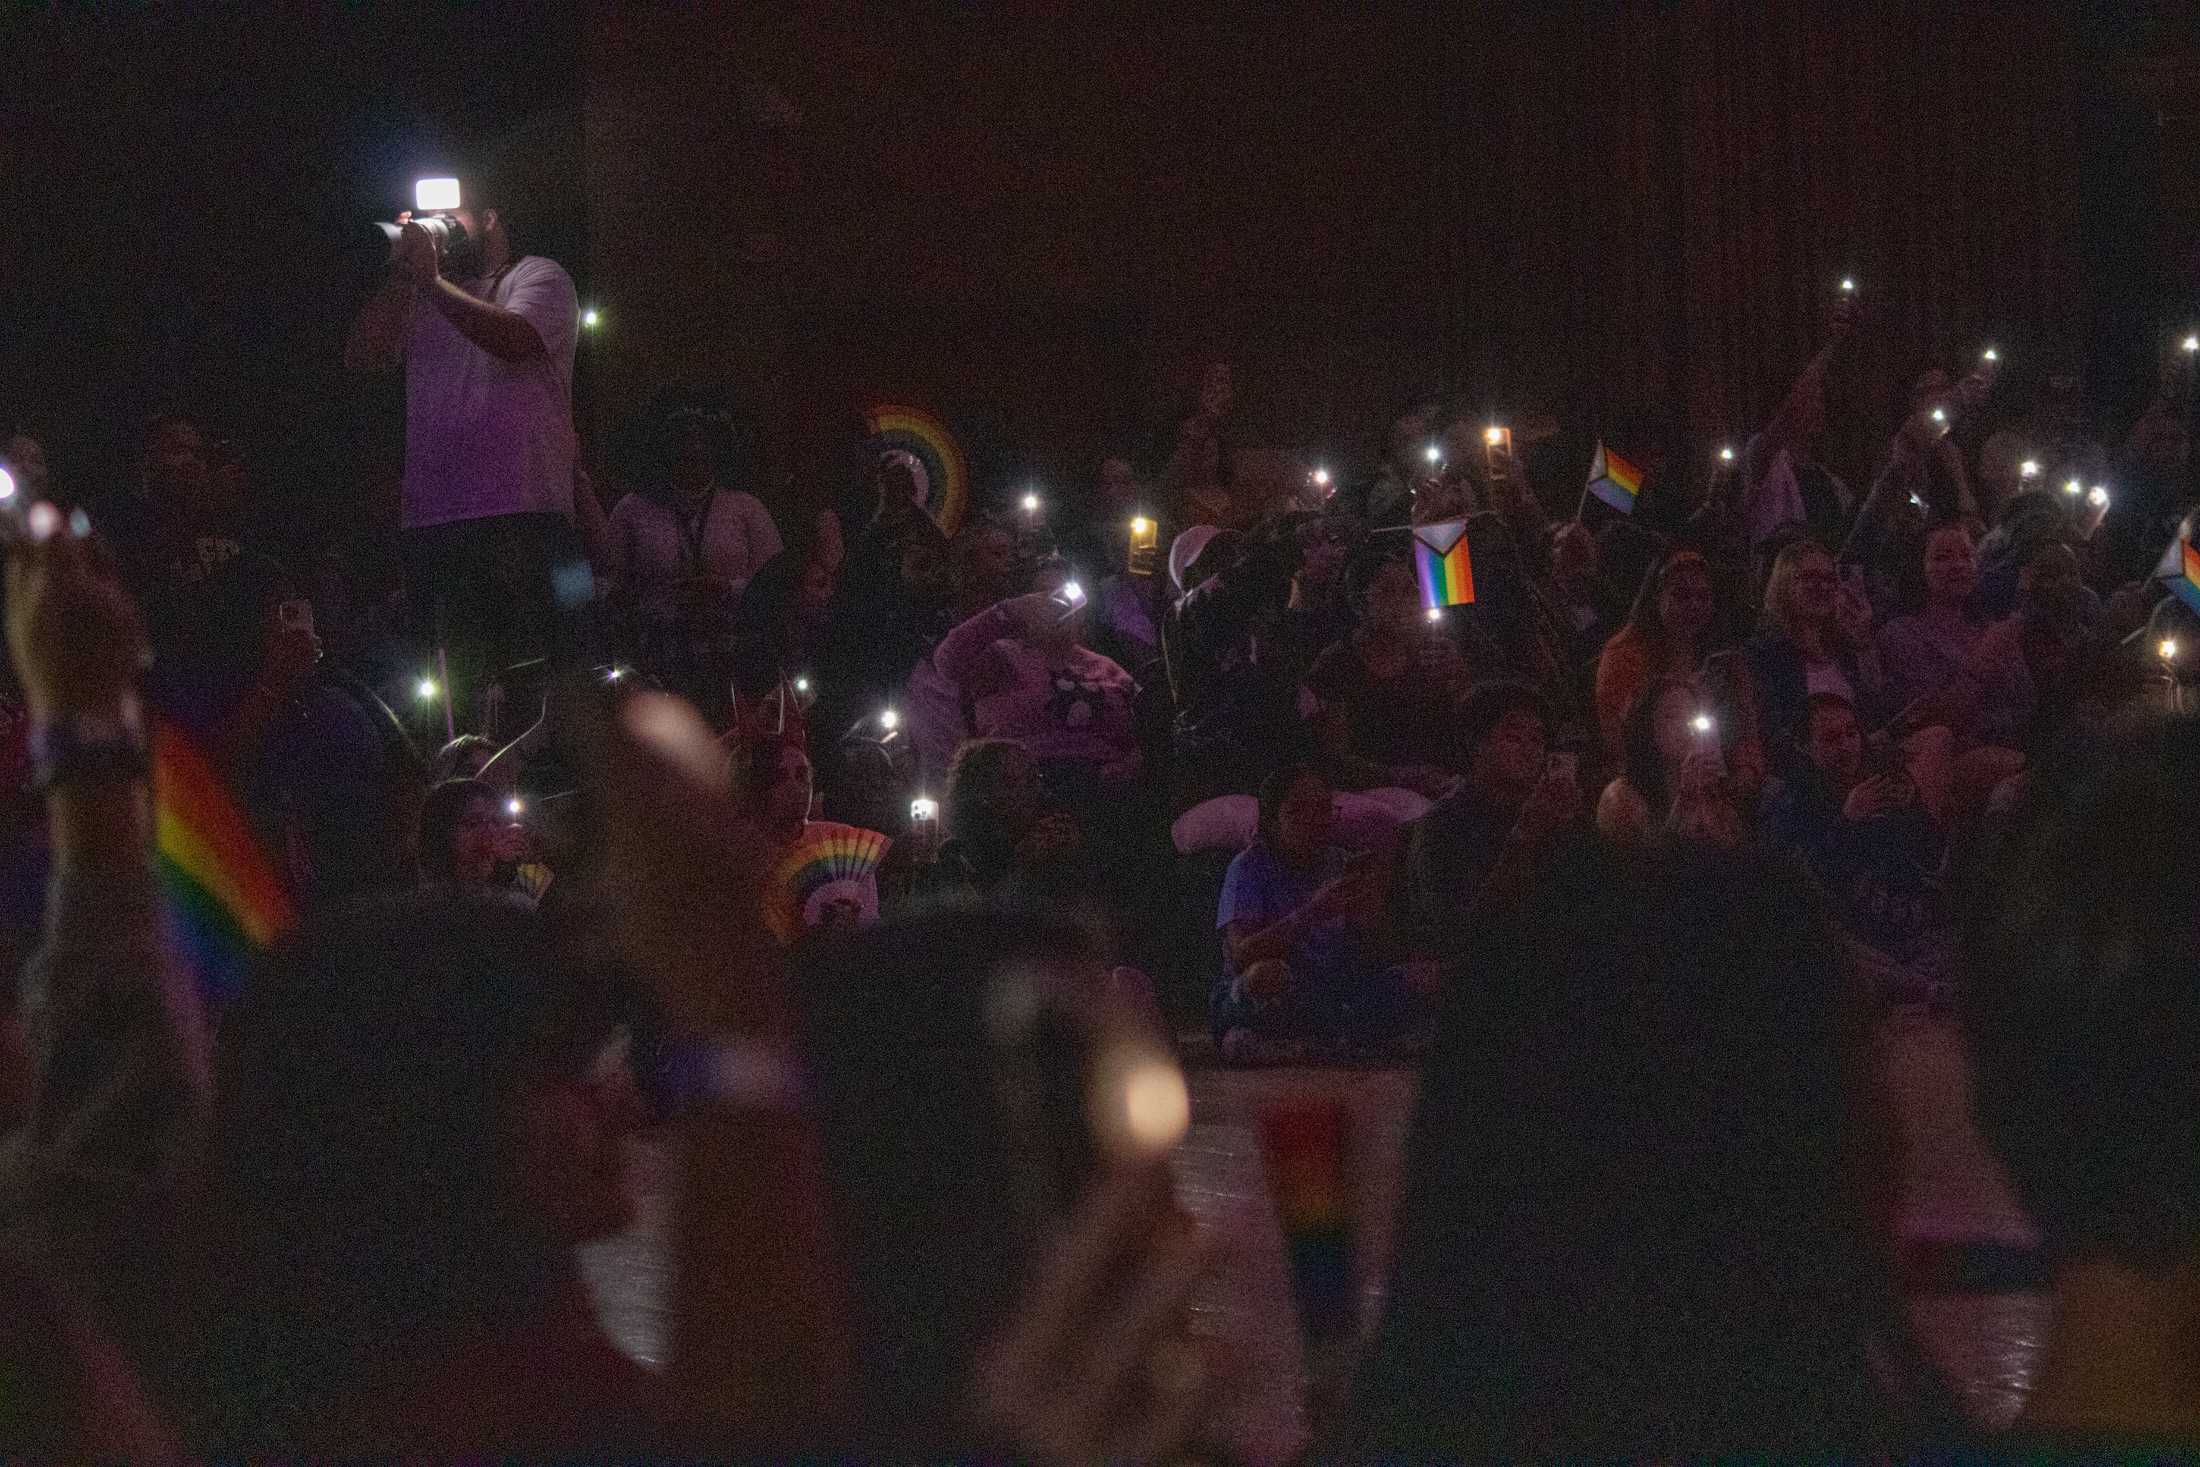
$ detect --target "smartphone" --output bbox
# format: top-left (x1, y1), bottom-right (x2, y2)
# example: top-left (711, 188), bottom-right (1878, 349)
top-left (1482, 424), bottom-right (1513, 471)
top-left (1128, 516), bottom-right (1159, 577)
top-left (1047, 579), bottom-right (1087, 621)
top-left (277, 597), bottom-right (315, 635)
top-left (908, 796), bottom-right (941, 860)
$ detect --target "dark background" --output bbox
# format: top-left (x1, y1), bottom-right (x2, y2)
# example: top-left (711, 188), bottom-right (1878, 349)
top-left (4, 1), bottom-right (2196, 561)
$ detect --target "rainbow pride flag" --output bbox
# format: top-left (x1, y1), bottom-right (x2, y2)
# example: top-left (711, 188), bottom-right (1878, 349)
top-left (153, 718), bottom-right (295, 1004)
top-left (865, 402), bottom-right (969, 536)
top-left (1585, 441), bottom-right (1644, 515)
top-left (2172, 538), bottom-right (2200, 617)
top-left (1411, 519), bottom-right (1475, 607)
top-left (1257, 1097), bottom-right (1355, 1340)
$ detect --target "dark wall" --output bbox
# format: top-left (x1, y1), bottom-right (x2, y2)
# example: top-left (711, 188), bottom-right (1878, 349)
top-left (583, 0), bottom-right (2176, 526)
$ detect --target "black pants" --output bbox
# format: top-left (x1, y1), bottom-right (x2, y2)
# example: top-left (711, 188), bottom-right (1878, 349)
top-left (402, 511), bottom-right (584, 735)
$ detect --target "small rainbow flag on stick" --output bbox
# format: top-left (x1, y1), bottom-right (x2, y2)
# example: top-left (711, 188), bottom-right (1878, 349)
top-left (1584, 441), bottom-right (1644, 515)
top-left (1411, 519), bottom-right (1476, 608)
top-left (153, 718), bottom-right (295, 1004)
top-left (2170, 537), bottom-right (2200, 617)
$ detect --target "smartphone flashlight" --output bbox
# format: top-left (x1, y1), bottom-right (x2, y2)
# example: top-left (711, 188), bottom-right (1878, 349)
top-left (415, 676), bottom-right (440, 702)
top-left (1982, 346), bottom-right (1999, 363)
top-left (1689, 712), bottom-right (1716, 737)
top-left (2160, 637), bottom-right (2180, 662)
top-left (911, 796), bottom-right (939, 825)
top-left (414, 177), bottom-right (462, 213)
top-left (1311, 466), bottom-right (1332, 488)
top-left (794, 675), bottom-right (812, 695)
top-left (2088, 485), bottom-right (2109, 509)
top-left (0, 466), bottom-right (15, 502)
top-left (1424, 606), bottom-right (1445, 624)
top-left (1129, 515), bottom-right (1157, 548)
top-left (506, 797), bottom-right (526, 819)
top-left (2020, 459), bottom-right (2041, 480)
top-left (1424, 443), bottom-right (1443, 465)
top-left (2184, 334), bottom-right (2199, 354)
top-left (1020, 491), bottom-right (1041, 516)
top-left (1839, 277), bottom-right (1857, 294)
top-left (1718, 445), bottom-right (1736, 463)
top-left (604, 665), bottom-right (624, 682)
top-left (2062, 478), bottom-right (2083, 497)
top-left (581, 307), bottom-right (602, 330)
top-left (1049, 580), bottom-right (1087, 618)
top-left (878, 707), bottom-right (900, 732)
top-left (1909, 492), bottom-right (1924, 509)
top-left (1930, 406), bottom-right (1948, 425)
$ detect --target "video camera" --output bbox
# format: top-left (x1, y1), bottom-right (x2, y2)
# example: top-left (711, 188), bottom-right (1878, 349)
top-left (372, 178), bottom-right (469, 261)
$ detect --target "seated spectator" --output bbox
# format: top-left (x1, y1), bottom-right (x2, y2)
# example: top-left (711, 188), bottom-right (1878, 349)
top-left (729, 541), bottom-right (839, 716)
top-left (1765, 694), bottom-right (1952, 999)
top-left (604, 408), bottom-right (781, 713)
top-left (1304, 549), bottom-right (1468, 798)
top-left (921, 738), bottom-right (1089, 909)
top-left (1335, 841), bottom-right (1913, 1461)
top-left (1876, 521), bottom-right (1986, 714)
top-left (1593, 546), bottom-right (1719, 756)
top-left (820, 451), bottom-right (952, 724)
top-left (430, 732), bottom-right (498, 786)
top-left (1449, 511), bottom-right (1576, 730)
top-left (1212, 762), bottom-right (1422, 1063)
top-left (1743, 538), bottom-right (1887, 778)
top-left (417, 778), bottom-right (535, 899)
top-left (1595, 678), bottom-right (1743, 849)
top-left (1915, 537), bottom-right (2102, 749)
top-left (114, 414), bottom-right (319, 764)
top-left (1539, 519), bottom-right (1624, 679)
top-left (1395, 681), bottom-right (1580, 961)
top-left (906, 517), bottom-right (1023, 786)
top-left (1963, 712), bottom-right (2200, 1453)
top-left (1164, 518), bottom-right (1313, 810)
top-left (934, 568), bottom-right (1142, 788)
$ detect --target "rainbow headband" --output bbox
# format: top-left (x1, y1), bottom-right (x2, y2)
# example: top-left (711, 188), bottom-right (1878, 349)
top-left (153, 718), bottom-right (295, 1002)
top-left (866, 403), bottom-right (969, 536)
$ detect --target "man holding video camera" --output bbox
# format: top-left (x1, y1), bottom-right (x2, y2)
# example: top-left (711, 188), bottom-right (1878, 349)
top-left (345, 183), bottom-right (580, 728)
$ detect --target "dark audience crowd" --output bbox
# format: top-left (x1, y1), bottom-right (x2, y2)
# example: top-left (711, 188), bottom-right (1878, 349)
top-left (3, 215), bottom-right (2200, 1460)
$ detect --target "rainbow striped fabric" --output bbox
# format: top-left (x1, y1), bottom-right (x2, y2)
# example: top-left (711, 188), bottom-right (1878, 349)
top-left (2173, 538), bottom-right (2200, 617)
top-left (1586, 442), bottom-right (1644, 515)
top-left (1412, 519), bottom-right (1476, 608)
top-left (865, 403), bottom-right (969, 536)
top-left (766, 821), bottom-right (890, 942)
top-left (153, 717), bottom-right (295, 1004)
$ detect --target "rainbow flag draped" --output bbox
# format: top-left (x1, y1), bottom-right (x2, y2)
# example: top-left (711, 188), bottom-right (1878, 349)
top-left (2171, 538), bottom-right (2200, 617)
top-left (153, 718), bottom-right (295, 1004)
top-left (1585, 441), bottom-right (1644, 515)
top-left (1411, 520), bottom-right (1475, 608)
top-left (765, 821), bottom-right (889, 943)
top-left (865, 402), bottom-right (969, 536)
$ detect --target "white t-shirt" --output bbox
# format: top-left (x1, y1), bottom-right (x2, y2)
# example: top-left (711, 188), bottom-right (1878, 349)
top-left (401, 255), bottom-right (579, 529)
top-left (606, 487), bottom-right (784, 621)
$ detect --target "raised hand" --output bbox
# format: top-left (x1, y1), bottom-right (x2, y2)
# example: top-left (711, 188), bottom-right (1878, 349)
top-left (5, 506), bottom-right (149, 722)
